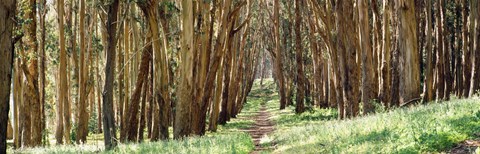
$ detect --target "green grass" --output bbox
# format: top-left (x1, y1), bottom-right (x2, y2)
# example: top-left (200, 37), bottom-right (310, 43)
top-left (8, 78), bottom-right (480, 153)
top-left (11, 133), bottom-right (253, 154)
top-left (9, 99), bottom-right (259, 154)
top-left (259, 86), bottom-right (480, 153)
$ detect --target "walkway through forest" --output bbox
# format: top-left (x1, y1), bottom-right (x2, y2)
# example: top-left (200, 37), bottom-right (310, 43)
top-left (242, 103), bottom-right (275, 154)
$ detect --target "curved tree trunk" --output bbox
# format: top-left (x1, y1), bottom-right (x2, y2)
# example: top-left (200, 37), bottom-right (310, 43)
top-left (125, 36), bottom-right (152, 142)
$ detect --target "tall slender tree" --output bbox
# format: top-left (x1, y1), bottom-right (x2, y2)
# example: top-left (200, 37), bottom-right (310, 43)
top-left (424, 0), bottom-right (434, 102)
top-left (102, 0), bottom-right (120, 150)
top-left (274, 0), bottom-right (287, 110)
top-left (294, 0), bottom-right (305, 114)
top-left (56, 0), bottom-right (68, 145)
top-left (0, 0), bottom-right (16, 152)
top-left (76, 0), bottom-right (89, 143)
top-left (174, 0), bottom-right (194, 139)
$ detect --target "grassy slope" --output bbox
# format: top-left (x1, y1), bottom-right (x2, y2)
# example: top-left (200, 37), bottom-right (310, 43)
top-left (256, 79), bottom-right (480, 153)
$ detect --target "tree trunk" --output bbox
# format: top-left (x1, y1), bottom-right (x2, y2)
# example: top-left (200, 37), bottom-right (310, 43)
top-left (435, 0), bottom-right (446, 100)
top-left (125, 36), bottom-right (152, 142)
top-left (455, 2), bottom-right (463, 97)
top-left (0, 0), bottom-right (16, 151)
top-left (138, 63), bottom-right (149, 141)
top-left (76, 0), bottom-right (89, 144)
top-left (38, 0), bottom-right (47, 144)
top-left (398, 0), bottom-right (421, 105)
top-left (95, 46), bottom-right (103, 134)
top-left (274, 0), bottom-right (287, 110)
top-left (174, 0), bottom-right (194, 139)
top-left (13, 61), bottom-right (22, 148)
top-left (462, 0), bottom-right (471, 97)
top-left (443, 0), bottom-right (452, 100)
top-left (294, 0), bottom-right (305, 114)
top-left (137, 0), bottom-right (171, 140)
top-left (123, 8), bottom-right (131, 140)
top-left (380, 0), bottom-right (392, 106)
top-left (336, 0), bottom-right (360, 118)
top-left (470, 0), bottom-right (480, 95)
top-left (358, 0), bottom-right (376, 113)
top-left (190, 0), bottom-right (215, 135)
top-left (20, 0), bottom-right (41, 146)
top-left (55, 0), bottom-right (67, 145)
top-left (102, 0), bottom-right (120, 150)
top-left (208, 59), bottom-right (224, 132)
top-left (424, 0), bottom-right (434, 102)
top-left (64, 0), bottom-right (76, 144)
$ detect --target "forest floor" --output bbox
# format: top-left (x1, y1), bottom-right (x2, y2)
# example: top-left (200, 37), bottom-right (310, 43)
top-left (7, 78), bottom-right (480, 154)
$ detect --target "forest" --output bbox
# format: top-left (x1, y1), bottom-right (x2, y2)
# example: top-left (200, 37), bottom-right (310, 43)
top-left (0, 0), bottom-right (480, 153)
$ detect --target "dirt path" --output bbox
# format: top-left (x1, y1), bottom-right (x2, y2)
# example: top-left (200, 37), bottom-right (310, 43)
top-left (242, 103), bottom-right (275, 154)
top-left (449, 139), bottom-right (479, 154)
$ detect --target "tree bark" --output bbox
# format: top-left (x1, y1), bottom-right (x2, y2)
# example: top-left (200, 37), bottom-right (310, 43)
top-left (336, 0), bottom-right (360, 118)
top-left (38, 0), bottom-right (47, 143)
top-left (398, 0), bottom-right (421, 105)
top-left (21, 0), bottom-right (41, 146)
top-left (208, 59), bottom-right (224, 132)
top-left (102, 0), bottom-right (120, 150)
top-left (358, 0), bottom-right (376, 113)
top-left (274, 0), bottom-right (287, 110)
top-left (174, 0), bottom-right (194, 139)
top-left (76, 0), bottom-right (89, 144)
top-left (55, 0), bottom-right (68, 145)
top-left (462, 0), bottom-right (471, 97)
top-left (137, 0), bottom-right (171, 140)
top-left (470, 0), bottom-right (480, 95)
top-left (424, 0), bottom-right (434, 102)
top-left (435, 0), bottom-right (446, 100)
top-left (0, 0), bottom-right (16, 151)
top-left (380, 0), bottom-right (392, 106)
top-left (294, 0), bottom-right (305, 114)
top-left (125, 36), bottom-right (152, 142)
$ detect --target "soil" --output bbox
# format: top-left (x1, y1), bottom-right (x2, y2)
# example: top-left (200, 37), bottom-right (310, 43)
top-left (242, 103), bottom-right (276, 154)
top-left (449, 139), bottom-right (479, 154)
